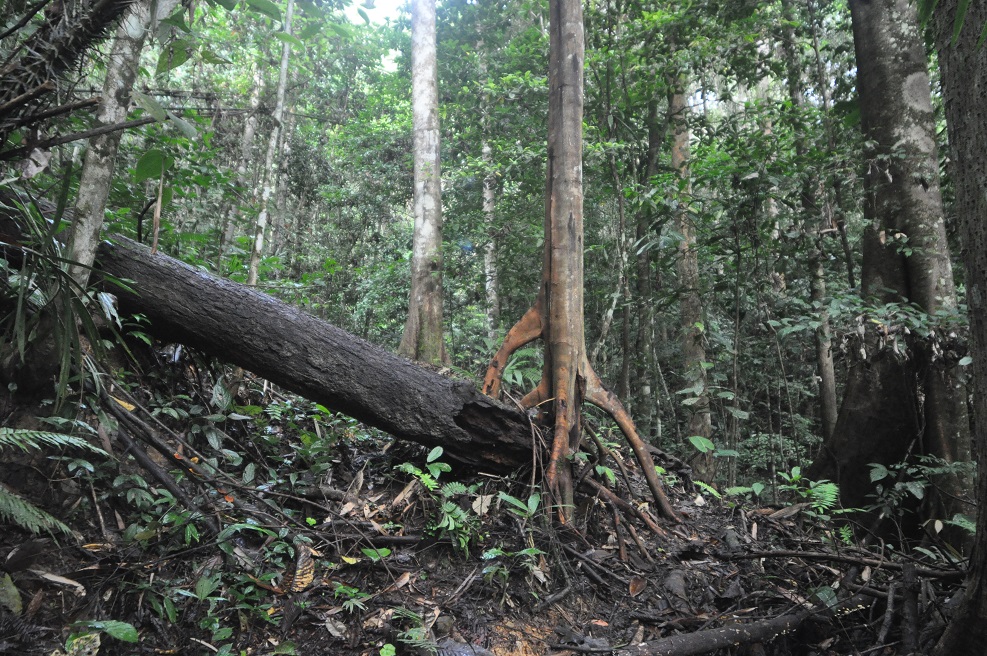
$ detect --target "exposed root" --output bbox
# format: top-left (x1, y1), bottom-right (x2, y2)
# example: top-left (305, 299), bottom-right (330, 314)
top-left (482, 297), bottom-right (544, 397)
top-left (584, 360), bottom-right (680, 523)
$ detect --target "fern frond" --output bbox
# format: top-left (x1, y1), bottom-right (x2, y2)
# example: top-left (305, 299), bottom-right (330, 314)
top-left (809, 481), bottom-right (840, 511)
top-left (0, 428), bottom-right (106, 455)
top-left (0, 484), bottom-right (72, 535)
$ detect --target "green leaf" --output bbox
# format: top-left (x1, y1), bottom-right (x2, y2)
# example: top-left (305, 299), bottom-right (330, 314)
top-left (79, 620), bottom-right (139, 642)
top-left (274, 31), bottom-right (304, 48)
top-left (195, 574), bottom-right (220, 600)
top-left (904, 481), bottom-right (926, 500)
top-left (687, 435), bottom-right (715, 454)
top-left (357, 7), bottom-right (370, 23)
top-left (200, 49), bottom-right (232, 65)
top-left (726, 406), bottom-right (749, 420)
top-left (245, 0), bottom-right (282, 21)
top-left (296, 0), bottom-right (323, 16)
top-left (209, 0), bottom-right (238, 10)
top-left (751, 482), bottom-right (765, 496)
top-left (156, 39), bottom-right (193, 76)
top-left (0, 573), bottom-right (22, 615)
top-left (328, 22), bottom-right (353, 39)
top-left (134, 150), bottom-right (171, 183)
top-left (243, 462), bottom-right (256, 484)
top-left (132, 92), bottom-right (167, 121)
top-left (952, 0), bottom-right (971, 46)
top-left (868, 463), bottom-right (889, 483)
top-left (360, 547), bottom-right (391, 561)
top-left (426, 446), bottom-right (443, 463)
top-left (165, 110), bottom-right (198, 139)
top-left (959, 356), bottom-right (973, 366)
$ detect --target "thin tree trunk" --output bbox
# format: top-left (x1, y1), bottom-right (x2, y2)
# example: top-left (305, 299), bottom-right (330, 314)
top-left (810, 249), bottom-right (838, 441)
top-left (634, 100), bottom-right (663, 442)
top-left (66, 0), bottom-right (179, 287)
top-left (669, 75), bottom-right (712, 481)
top-left (399, 0), bottom-right (447, 364)
top-left (482, 0), bottom-right (676, 522)
top-left (479, 42), bottom-right (499, 342)
top-left (780, 0), bottom-right (839, 444)
top-left (218, 65), bottom-right (264, 269)
top-left (247, 0), bottom-right (293, 287)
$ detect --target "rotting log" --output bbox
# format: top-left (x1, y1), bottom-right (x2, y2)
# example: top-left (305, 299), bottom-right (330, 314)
top-left (94, 236), bottom-right (534, 473)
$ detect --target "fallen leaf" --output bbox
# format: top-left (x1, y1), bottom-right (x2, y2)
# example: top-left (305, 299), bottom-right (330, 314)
top-left (629, 576), bottom-right (647, 597)
top-left (30, 570), bottom-right (86, 596)
top-left (472, 494), bottom-right (494, 516)
top-left (110, 396), bottom-right (135, 411)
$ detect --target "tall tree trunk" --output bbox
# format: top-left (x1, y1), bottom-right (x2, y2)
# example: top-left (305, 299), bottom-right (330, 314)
top-left (399, 0), bottom-right (447, 363)
top-left (66, 0), bottom-right (180, 287)
top-left (247, 0), bottom-right (294, 287)
top-left (812, 0), bottom-right (970, 516)
top-left (779, 0), bottom-right (839, 443)
top-left (479, 42), bottom-right (499, 342)
top-left (669, 75), bottom-right (712, 481)
top-left (809, 250), bottom-right (838, 441)
top-left (931, 2), bottom-right (987, 651)
top-left (482, 0), bottom-right (676, 522)
top-left (634, 100), bottom-right (664, 443)
top-left (218, 65), bottom-right (264, 269)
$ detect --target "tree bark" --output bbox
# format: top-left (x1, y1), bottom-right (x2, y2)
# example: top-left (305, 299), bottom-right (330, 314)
top-left (247, 0), bottom-right (293, 287)
top-left (779, 0), bottom-right (839, 444)
top-left (93, 236), bottom-right (534, 472)
top-left (669, 75), bottom-right (712, 482)
top-left (931, 1), bottom-right (987, 652)
top-left (399, 0), bottom-right (447, 364)
top-left (479, 42), bottom-right (499, 342)
top-left (812, 0), bottom-right (970, 516)
top-left (67, 0), bottom-right (180, 287)
top-left (482, 0), bottom-right (677, 522)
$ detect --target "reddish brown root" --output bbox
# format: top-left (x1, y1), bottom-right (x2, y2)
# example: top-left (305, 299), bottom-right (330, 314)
top-left (482, 298), bottom-right (544, 398)
top-left (583, 360), bottom-right (680, 523)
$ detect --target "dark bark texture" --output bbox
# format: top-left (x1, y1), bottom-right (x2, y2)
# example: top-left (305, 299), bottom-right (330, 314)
top-left (94, 236), bottom-right (533, 472)
top-left (811, 0), bottom-right (970, 516)
top-left (932, 0), bottom-right (987, 652)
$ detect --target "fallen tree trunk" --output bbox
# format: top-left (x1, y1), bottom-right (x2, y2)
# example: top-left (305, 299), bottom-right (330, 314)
top-left (94, 236), bottom-right (534, 472)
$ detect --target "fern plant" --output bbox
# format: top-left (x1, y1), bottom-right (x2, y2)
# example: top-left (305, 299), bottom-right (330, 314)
top-left (0, 428), bottom-right (106, 535)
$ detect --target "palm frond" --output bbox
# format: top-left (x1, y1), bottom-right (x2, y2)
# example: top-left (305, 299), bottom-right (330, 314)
top-left (0, 427), bottom-right (106, 454)
top-left (0, 484), bottom-right (72, 535)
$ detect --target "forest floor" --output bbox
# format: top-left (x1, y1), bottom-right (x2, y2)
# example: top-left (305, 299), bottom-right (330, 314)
top-left (0, 347), bottom-right (968, 656)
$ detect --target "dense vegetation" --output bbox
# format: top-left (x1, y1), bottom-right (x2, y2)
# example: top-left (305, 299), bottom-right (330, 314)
top-left (1, 0), bottom-right (985, 653)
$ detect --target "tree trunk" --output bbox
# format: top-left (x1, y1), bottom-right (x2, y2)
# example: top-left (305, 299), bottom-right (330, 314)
top-left (482, 143), bottom-right (499, 341)
top-left (669, 76), bottom-right (712, 482)
top-left (633, 101), bottom-right (663, 443)
top-left (779, 0), bottom-right (839, 444)
top-left (92, 236), bottom-right (533, 472)
top-left (482, 0), bottom-right (677, 522)
top-left (809, 250), bottom-right (838, 441)
top-left (479, 42), bottom-right (499, 342)
top-left (66, 0), bottom-right (180, 287)
top-left (399, 0), bottom-right (447, 364)
top-left (812, 0), bottom-right (970, 516)
top-left (247, 0), bottom-right (294, 287)
top-left (931, 2), bottom-right (987, 652)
